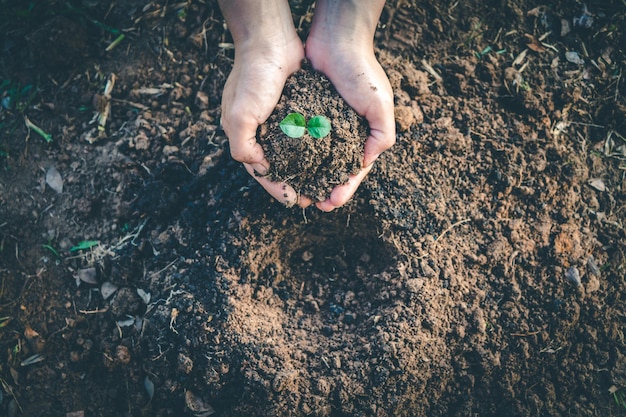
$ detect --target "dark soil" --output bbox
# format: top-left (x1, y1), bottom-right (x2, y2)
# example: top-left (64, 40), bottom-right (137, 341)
top-left (260, 64), bottom-right (367, 202)
top-left (1, 1), bottom-right (626, 417)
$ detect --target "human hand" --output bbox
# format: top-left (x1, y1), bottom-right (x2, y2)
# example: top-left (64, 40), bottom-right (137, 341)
top-left (219, 0), bottom-right (311, 207)
top-left (305, 0), bottom-right (395, 211)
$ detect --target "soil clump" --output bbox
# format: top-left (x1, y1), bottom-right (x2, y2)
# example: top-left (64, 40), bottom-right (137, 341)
top-left (260, 63), bottom-right (368, 201)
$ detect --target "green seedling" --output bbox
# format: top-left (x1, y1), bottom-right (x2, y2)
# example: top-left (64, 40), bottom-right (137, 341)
top-left (1, 80), bottom-right (38, 113)
top-left (41, 244), bottom-right (60, 258)
top-left (279, 112), bottom-right (331, 139)
top-left (70, 240), bottom-right (100, 252)
top-left (105, 33), bottom-right (126, 52)
top-left (24, 116), bottom-right (52, 143)
top-left (474, 45), bottom-right (492, 59)
top-left (307, 115), bottom-right (332, 139)
top-left (279, 113), bottom-right (306, 138)
top-left (613, 388), bottom-right (626, 409)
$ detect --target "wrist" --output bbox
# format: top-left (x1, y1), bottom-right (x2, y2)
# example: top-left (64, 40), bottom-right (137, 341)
top-left (308, 0), bottom-right (385, 48)
top-left (219, 0), bottom-right (299, 50)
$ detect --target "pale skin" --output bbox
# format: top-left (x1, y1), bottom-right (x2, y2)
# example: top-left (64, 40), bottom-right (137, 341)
top-left (218, 0), bottom-right (395, 211)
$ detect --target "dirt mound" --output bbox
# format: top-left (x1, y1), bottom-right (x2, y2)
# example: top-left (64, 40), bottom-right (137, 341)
top-left (0, 1), bottom-right (625, 416)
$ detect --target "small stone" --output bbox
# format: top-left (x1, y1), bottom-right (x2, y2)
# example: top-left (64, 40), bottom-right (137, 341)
top-left (565, 266), bottom-right (581, 287)
top-left (116, 345), bottom-right (131, 365)
top-left (395, 105), bottom-right (415, 132)
top-left (195, 91), bottom-right (209, 109)
top-left (411, 102), bottom-right (424, 124)
top-left (587, 256), bottom-right (601, 276)
top-left (178, 353), bottom-right (194, 374)
top-left (406, 278), bottom-right (424, 294)
top-left (76, 267), bottom-right (98, 285)
top-left (565, 51), bottom-right (584, 65)
top-left (587, 274), bottom-right (600, 293)
top-left (163, 145), bottom-right (179, 156)
top-left (332, 356), bottom-right (341, 369)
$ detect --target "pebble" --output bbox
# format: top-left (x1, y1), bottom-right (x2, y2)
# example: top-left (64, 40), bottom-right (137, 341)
top-left (565, 266), bottom-right (581, 287)
top-left (116, 345), bottom-right (131, 365)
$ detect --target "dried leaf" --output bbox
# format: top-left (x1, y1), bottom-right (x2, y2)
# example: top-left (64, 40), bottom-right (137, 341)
top-left (144, 376), bottom-right (155, 401)
top-left (603, 132), bottom-right (626, 159)
top-left (133, 87), bottom-right (166, 96)
top-left (565, 51), bottom-right (584, 65)
top-left (135, 316), bottom-right (144, 333)
top-left (137, 288), bottom-right (151, 305)
top-left (587, 256), bottom-right (601, 276)
top-left (21, 354), bottom-right (45, 366)
top-left (526, 6), bottom-right (545, 17)
top-left (560, 19), bottom-right (571, 36)
top-left (524, 34), bottom-right (546, 53)
top-left (9, 367), bottom-right (19, 385)
top-left (24, 325), bottom-right (40, 339)
top-left (185, 390), bottom-right (215, 416)
top-left (101, 281), bottom-right (119, 300)
top-left (588, 178), bottom-right (607, 192)
top-left (46, 166), bottom-right (64, 194)
top-left (116, 316), bottom-right (135, 328)
top-left (565, 266), bottom-right (581, 287)
top-left (76, 267), bottom-right (98, 285)
top-left (8, 399), bottom-right (18, 417)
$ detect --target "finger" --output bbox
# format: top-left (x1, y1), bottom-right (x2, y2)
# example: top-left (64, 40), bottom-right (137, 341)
top-left (298, 195), bottom-right (314, 208)
top-left (316, 163), bottom-right (373, 212)
top-left (229, 135), bottom-right (268, 167)
top-left (362, 93), bottom-right (396, 167)
top-left (244, 163), bottom-right (299, 207)
top-left (221, 106), bottom-right (268, 166)
top-left (363, 121), bottom-right (396, 168)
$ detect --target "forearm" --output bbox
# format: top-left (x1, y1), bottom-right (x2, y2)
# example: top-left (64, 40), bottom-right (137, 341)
top-left (310, 0), bottom-right (386, 45)
top-left (218, 0), bottom-right (298, 49)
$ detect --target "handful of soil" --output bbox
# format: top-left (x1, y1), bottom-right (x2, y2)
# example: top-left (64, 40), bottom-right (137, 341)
top-left (258, 63), bottom-right (368, 202)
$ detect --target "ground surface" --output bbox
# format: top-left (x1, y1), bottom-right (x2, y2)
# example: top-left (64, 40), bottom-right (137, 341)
top-left (0, 1), bottom-right (625, 416)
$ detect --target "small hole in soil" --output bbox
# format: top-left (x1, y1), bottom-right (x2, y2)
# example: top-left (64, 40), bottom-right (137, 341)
top-left (287, 214), bottom-right (393, 282)
top-left (245, 207), bottom-right (397, 326)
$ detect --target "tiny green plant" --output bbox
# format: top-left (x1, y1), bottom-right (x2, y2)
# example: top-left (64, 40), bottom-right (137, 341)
top-left (307, 115), bottom-right (332, 139)
top-left (279, 112), bottom-right (331, 139)
top-left (70, 240), bottom-right (100, 252)
top-left (279, 113), bottom-right (306, 138)
top-left (41, 243), bottom-right (61, 259)
top-left (613, 387), bottom-right (626, 410)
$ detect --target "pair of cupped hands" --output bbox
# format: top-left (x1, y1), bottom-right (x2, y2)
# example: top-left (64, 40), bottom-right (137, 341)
top-left (219, 0), bottom-right (395, 211)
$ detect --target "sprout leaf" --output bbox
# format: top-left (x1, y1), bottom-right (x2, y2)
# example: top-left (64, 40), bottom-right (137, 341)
top-left (307, 115), bottom-right (331, 138)
top-left (279, 113), bottom-right (306, 138)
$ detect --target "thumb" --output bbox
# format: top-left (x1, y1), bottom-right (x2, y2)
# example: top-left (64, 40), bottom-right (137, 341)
top-left (363, 116), bottom-right (396, 167)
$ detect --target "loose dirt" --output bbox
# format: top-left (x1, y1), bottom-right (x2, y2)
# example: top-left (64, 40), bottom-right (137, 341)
top-left (0, 1), bottom-right (625, 417)
top-left (260, 64), bottom-right (367, 202)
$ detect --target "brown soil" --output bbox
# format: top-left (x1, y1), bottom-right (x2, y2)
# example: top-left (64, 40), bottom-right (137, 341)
top-left (1, 1), bottom-right (626, 417)
top-left (260, 64), bottom-right (367, 202)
